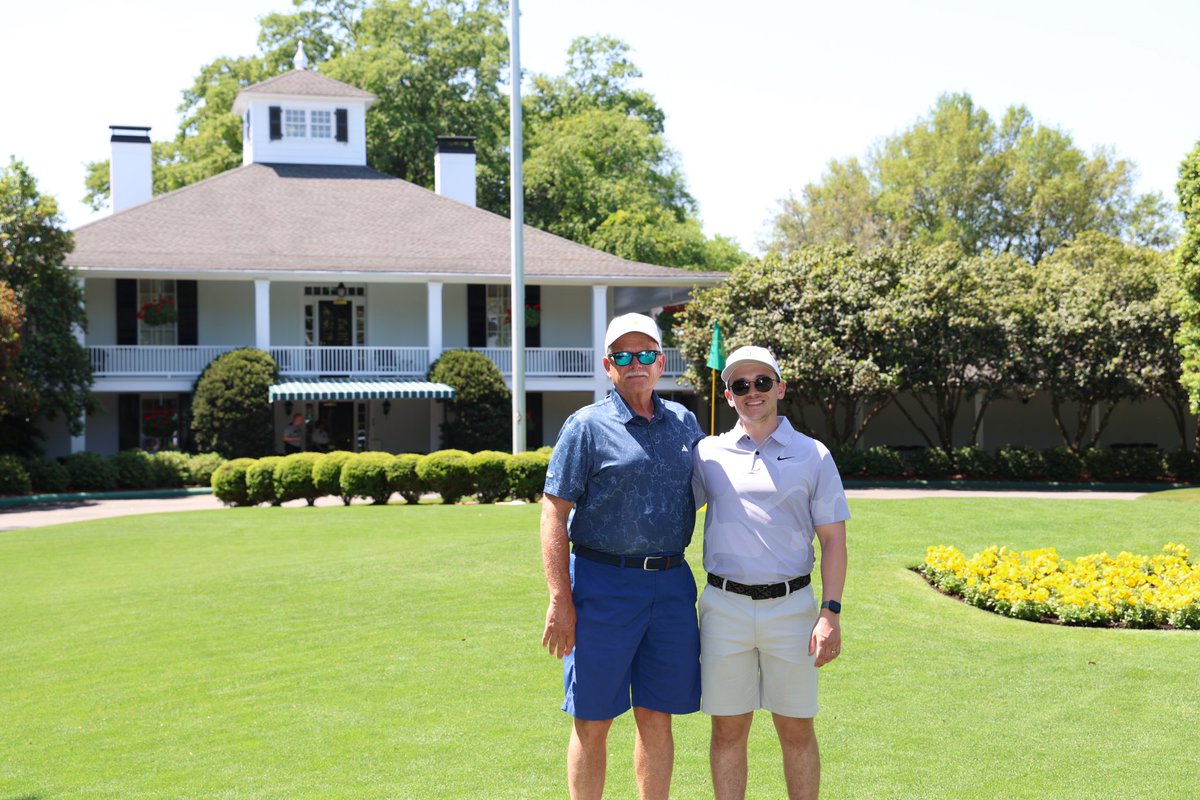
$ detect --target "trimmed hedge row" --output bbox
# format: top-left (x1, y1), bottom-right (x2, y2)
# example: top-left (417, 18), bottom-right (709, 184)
top-left (833, 445), bottom-right (1200, 484)
top-left (210, 448), bottom-right (554, 508)
top-left (0, 450), bottom-right (228, 496)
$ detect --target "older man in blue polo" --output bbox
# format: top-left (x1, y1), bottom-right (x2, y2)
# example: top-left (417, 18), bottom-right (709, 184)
top-left (540, 312), bottom-right (705, 800)
top-left (693, 345), bottom-right (849, 800)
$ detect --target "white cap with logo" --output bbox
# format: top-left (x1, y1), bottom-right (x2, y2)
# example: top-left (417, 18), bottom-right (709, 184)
top-left (604, 313), bottom-right (662, 350)
top-left (721, 345), bottom-right (782, 383)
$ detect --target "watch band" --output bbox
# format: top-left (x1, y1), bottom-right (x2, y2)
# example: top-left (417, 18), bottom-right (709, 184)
top-left (821, 599), bottom-right (841, 614)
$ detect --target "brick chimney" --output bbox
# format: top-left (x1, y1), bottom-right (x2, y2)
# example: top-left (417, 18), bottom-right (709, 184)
top-left (109, 125), bottom-right (152, 212)
top-left (434, 136), bottom-right (477, 207)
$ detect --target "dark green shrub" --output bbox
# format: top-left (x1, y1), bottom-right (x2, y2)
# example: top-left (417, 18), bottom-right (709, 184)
top-left (952, 446), bottom-right (995, 479)
top-left (507, 450), bottom-right (550, 502)
top-left (313, 451), bottom-right (356, 505)
top-left (1165, 450), bottom-right (1200, 482)
top-left (1082, 448), bottom-right (1121, 482)
top-left (341, 452), bottom-right (395, 505)
top-left (246, 456), bottom-right (284, 505)
top-left (63, 452), bottom-right (117, 492)
top-left (830, 445), bottom-right (864, 478)
top-left (1042, 448), bottom-right (1084, 482)
top-left (111, 449), bottom-right (156, 489)
top-left (910, 448), bottom-right (953, 479)
top-left (0, 454), bottom-right (32, 495)
top-left (995, 446), bottom-right (1044, 481)
top-left (468, 450), bottom-right (511, 503)
top-left (22, 456), bottom-right (68, 494)
top-left (275, 452), bottom-right (323, 505)
top-left (428, 350), bottom-right (511, 452)
top-left (149, 450), bottom-right (189, 488)
top-left (387, 453), bottom-right (426, 504)
top-left (1117, 447), bottom-right (1164, 482)
top-left (191, 348), bottom-right (278, 458)
top-left (186, 452), bottom-right (226, 486)
top-left (861, 447), bottom-right (905, 478)
top-left (416, 449), bottom-right (473, 504)
top-left (211, 458), bottom-right (256, 506)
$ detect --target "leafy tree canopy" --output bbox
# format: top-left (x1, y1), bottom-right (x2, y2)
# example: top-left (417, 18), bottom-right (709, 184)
top-left (1177, 139), bottom-right (1200, 422)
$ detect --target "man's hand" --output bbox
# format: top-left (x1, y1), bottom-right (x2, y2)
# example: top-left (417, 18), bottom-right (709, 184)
top-left (810, 612), bottom-right (841, 668)
top-left (542, 596), bottom-right (577, 659)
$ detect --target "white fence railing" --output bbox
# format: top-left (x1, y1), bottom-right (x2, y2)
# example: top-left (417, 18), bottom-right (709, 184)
top-left (88, 346), bottom-right (687, 379)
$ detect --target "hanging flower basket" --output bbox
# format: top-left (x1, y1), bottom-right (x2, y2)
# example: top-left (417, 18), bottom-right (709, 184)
top-left (137, 298), bottom-right (178, 326)
top-left (504, 303), bottom-right (541, 328)
top-left (142, 406), bottom-right (178, 439)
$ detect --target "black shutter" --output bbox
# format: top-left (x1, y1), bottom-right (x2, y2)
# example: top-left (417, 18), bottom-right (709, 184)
top-left (117, 279), bottom-right (138, 345)
top-left (524, 285), bottom-right (541, 347)
top-left (335, 109), bottom-right (348, 142)
top-left (118, 394), bottom-right (141, 451)
top-left (269, 106), bottom-right (282, 140)
top-left (177, 280), bottom-right (198, 345)
top-left (467, 284), bottom-right (487, 347)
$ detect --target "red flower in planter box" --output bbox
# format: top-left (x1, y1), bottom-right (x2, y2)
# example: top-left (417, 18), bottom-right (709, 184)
top-left (137, 298), bottom-right (178, 326)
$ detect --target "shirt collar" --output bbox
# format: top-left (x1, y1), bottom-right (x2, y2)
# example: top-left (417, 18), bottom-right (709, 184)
top-left (726, 415), bottom-right (796, 449)
top-left (609, 389), bottom-right (665, 425)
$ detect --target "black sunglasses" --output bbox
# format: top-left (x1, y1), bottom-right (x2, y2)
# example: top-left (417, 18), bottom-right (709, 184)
top-left (608, 350), bottom-right (661, 367)
top-left (729, 376), bottom-right (777, 396)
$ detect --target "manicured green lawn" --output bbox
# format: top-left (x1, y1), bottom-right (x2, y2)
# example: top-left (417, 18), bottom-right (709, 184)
top-left (1138, 487), bottom-right (1200, 504)
top-left (2, 499), bottom-right (1197, 799)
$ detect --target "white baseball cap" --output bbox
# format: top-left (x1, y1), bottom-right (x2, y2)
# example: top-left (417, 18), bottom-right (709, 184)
top-left (721, 345), bottom-right (782, 383)
top-left (604, 313), bottom-right (662, 350)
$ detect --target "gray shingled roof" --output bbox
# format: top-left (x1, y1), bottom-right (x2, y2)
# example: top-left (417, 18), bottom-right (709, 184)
top-left (236, 69), bottom-right (376, 100)
top-left (67, 164), bottom-right (725, 285)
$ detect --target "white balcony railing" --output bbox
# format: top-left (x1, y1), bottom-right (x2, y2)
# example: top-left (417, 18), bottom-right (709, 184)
top-left (87, 346), bottom-right (687, 380)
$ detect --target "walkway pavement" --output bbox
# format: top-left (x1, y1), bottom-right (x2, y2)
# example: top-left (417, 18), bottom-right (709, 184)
top-left (0, 486), bottom-right (1147, 531)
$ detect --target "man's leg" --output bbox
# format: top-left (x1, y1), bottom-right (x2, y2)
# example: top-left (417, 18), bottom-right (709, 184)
top-left (568, 717), bottom-right (613, 800)
top-left (710, 712), bottom-right (754, 800)
top-left (632, 706), bottom-right (673, 800)
top-left (772, 714), bottom-right (819, 800)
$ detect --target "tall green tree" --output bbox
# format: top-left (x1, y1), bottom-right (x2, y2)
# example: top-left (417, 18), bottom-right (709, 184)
top-left (1177, 140), bottom-right (1200, 427)
top-left (763, 157), bottom-right (897, 256)
top-left (0, 159), bottom-right (93, 455)
top-left (0, 279), bottom-right (23, 416)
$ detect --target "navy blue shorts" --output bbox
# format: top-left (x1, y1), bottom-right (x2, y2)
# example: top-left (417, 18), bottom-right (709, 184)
top-left (562, 553), bottom-right (701, 721)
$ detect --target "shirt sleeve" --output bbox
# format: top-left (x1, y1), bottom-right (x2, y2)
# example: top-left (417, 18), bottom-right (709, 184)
top-left (544, 413), bottom-right (590, 502)
top-left (691, 442), bottom-right (707, 510)
top-left (810, 445), bottom-right (851, 526)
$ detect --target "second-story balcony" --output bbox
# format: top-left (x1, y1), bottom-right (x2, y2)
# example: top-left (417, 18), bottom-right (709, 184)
top-left (88, 345), bottom-right (690, 382)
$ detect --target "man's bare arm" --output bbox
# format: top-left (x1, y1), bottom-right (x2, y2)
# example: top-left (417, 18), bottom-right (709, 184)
top-left (540, 493), bottom-right (577, 658)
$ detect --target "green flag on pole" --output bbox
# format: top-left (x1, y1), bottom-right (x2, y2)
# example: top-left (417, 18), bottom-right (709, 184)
top-left (706, 321), bottom-right (726, 371)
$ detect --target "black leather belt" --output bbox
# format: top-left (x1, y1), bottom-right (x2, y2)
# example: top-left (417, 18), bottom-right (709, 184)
top-left (573, 544), bottom-right (685, 571)
top-left (708, 572), bottom-right (811, 600)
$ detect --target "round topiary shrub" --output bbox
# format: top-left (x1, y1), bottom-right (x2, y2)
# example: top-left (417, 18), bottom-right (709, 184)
top-left (313, 450), bottom-right (356, 505)
top-left (186, 452), bottom-right (226, 487)
top-left (274, 452), bottom-right (323, 506)
top-left (246, 456), bottom-right (284, 506)
top-left (111, 449), bottom-right (157, 489)
top-left (149, 450), bottom-right (190, 488)
top-left (909, 448), bottom-right (953, 479)
top-left (428, 350), bottom-right (511, 452)
top-left (1117, 447), bottom-right (1164, 482)
top-left (23, 456), bottom-right (68, 494)
top-left (1042, 447), bottom-right (1084, 482)
top-left (387, 453), bottom-right (425, 504)
top-left (212, 457), bottom-right (256, 506)
top-left (861, 446), bottom-right (905, 478)
top-left (63, 452), bottom-right (117, 492)
top-left (468, 450), bottom-right (511, 503)
top-left (191, 348), bottom-right (278, 458)
top-left (994, 446), bottom-right (1044, 481)
top-left (341, 452), bottom-right (396, 505)
top-left (507, 450), bottom-right (550, 503)
top-left (415, 449), bottom-right (473, 504)
top-left (952, 446), bottom-right (995, 479)
top-left (0, 454), bottom-right (32, 495)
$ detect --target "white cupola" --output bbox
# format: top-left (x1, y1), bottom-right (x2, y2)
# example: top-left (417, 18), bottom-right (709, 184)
top-left (231, 45), bottom-right (376, 167)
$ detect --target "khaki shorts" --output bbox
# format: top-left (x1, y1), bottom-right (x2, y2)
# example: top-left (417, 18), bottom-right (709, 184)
top-left (699, 581), bottom-right (819, 718)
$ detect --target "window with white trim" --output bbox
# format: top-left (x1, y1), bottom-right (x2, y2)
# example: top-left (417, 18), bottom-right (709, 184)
top-left (284, 109), bottom-right (307, 138)
top-left (310, 110), bottom-right (333, 139)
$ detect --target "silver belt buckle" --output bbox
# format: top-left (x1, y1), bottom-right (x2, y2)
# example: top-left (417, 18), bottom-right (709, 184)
top-left (643, 556), bottom-right (658, 571)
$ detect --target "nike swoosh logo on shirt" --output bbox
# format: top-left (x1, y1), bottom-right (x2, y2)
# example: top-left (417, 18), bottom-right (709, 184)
top-left (777, 456), bottom-right (794, 461)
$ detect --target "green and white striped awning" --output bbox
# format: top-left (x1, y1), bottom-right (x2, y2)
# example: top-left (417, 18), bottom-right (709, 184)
top-left (269, 378), bottom-right (456, 402)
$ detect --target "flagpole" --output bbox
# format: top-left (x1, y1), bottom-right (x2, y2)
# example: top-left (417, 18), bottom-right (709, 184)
top-left (710, 368), bottom-right (717, 434)
top-left (706, 320), bottom-right (725, 435)
top-left (509, 0), bottom-right (526, 454)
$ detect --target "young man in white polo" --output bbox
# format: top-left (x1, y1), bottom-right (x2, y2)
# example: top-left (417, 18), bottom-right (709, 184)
top-left (692, 345), bottom-right (849, 800)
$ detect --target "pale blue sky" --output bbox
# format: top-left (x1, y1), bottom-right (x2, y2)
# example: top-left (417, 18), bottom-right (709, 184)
top-left (3, 0), bottom-right (1198, 254)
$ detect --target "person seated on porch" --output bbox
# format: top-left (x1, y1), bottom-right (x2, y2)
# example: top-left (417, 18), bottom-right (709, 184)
top-left (311, 420), bottom-right (331, 451)
top-left (283, 414), bottom-right (306, 454)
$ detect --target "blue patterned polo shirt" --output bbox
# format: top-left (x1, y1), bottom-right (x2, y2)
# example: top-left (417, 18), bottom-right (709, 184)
top-left (545, 390), bottom-right (704, 555)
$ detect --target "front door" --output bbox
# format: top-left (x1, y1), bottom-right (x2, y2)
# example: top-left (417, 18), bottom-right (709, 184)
top-left (319, 301), bottom-right (353, 346)
top-left (320, 401), bottom-right (367, 452)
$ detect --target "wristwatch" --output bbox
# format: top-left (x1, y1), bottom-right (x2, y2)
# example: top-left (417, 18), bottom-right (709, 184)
top-left (821, 600), bottom-right (841, 614)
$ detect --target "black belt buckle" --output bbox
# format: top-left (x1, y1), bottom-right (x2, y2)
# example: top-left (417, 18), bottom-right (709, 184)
top-left (641, 555), bottom-right (673, 571)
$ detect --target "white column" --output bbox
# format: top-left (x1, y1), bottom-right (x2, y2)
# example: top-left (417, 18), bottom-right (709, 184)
top-left (70, 277), bottom-right (87, 454)
top-left (254, 280), bottom-right (271, 350)
top-left (427, 282), bottom-right (444, 365)
top-left (592, 284), bottom-right (609, 404)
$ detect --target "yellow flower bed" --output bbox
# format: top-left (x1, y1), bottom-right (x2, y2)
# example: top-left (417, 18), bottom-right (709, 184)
top-left (920, 543), bottom-right (1200, 629)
